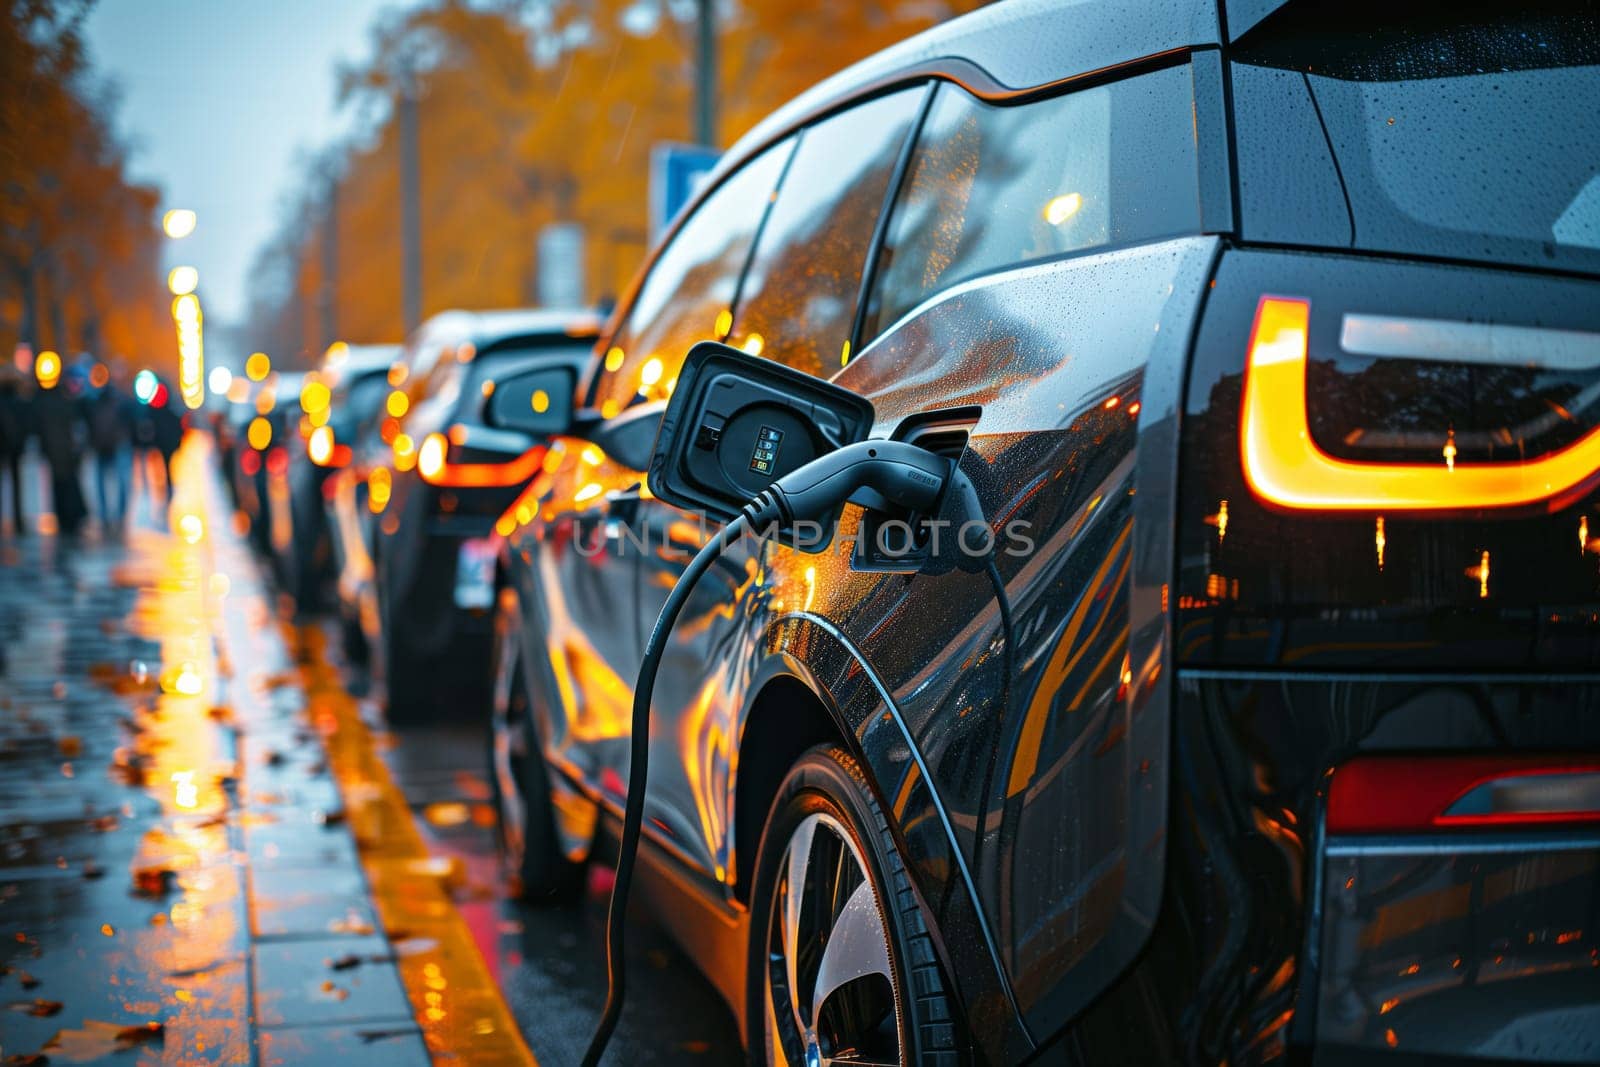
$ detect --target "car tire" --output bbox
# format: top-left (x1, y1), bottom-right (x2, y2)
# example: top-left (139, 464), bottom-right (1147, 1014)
top-left (488, 631), bottom-right (584, 904)
top-left (747, 744), bottom-right (962, 1067)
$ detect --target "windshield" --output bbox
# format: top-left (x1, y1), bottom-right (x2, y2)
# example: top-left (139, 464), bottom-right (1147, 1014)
top-left (1234, 1), bottom-right (1600, 275)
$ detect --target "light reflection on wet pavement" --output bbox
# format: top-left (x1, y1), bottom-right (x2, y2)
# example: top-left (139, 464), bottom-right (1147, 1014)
top-left (0, 438), bottom-right (740, 1065)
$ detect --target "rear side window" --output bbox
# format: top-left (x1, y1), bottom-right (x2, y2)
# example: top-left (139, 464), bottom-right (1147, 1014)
top-left (591, 139), bottom-right (794, 415)
top-left (728, 85), bottom-right (926, 379)
top-left (1233, 1), bottom-right (1600, 275)
top-left (862, 63), bottom-right (1200, 340)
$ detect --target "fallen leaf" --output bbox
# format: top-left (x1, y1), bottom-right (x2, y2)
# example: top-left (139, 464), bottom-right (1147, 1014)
top-left (57, 736), bottom-right (82, 758)
top-left (132, 867), bottom-right (177, 897)
top-left (4, 1052), bottom-right (50, 1065)
top-left (43, 1018), bottom-right (164, 1061)
top-left (116, 1022), bottom-right (163, 1046)
top-left (7, 999), bottom-right (62, 1017)
top-left (318, 980), bottom-right (350, 1002)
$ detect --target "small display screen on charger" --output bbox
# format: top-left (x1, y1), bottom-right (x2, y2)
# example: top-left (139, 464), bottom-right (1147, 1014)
top-left (748, 425), bottom-right (784, 475)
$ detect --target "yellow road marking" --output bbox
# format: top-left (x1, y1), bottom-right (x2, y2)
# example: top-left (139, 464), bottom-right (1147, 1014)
top-left (291, 624), bottom-right (538, 1065)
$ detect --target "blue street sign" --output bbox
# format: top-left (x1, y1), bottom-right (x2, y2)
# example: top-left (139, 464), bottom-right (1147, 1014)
top-left (649, 142), bottom-right (721, 240)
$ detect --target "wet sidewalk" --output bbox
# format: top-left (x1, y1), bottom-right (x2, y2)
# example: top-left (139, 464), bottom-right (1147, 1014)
top-left (0, 438), bottom-right (529, 1064)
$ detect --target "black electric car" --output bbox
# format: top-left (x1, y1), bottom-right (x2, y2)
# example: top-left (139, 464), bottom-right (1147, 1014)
top-left (222, 372), bottom-right (303, 564)
top-left (368, 309), bottom-right (600, 721)
top-left (489, 1), bottom-right (1600, 1063)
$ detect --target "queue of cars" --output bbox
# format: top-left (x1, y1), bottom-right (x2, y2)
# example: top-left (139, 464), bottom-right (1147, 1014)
top-left (226, 0), bottom-right (1600, 1063)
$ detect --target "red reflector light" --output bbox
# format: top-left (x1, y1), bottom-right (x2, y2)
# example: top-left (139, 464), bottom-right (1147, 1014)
top-left (239, 450), bottom-right (261, 476)
top-left (1328, 755), bottom-right (1600, 833)
top-left (266, 447), bottom-right (289, 476)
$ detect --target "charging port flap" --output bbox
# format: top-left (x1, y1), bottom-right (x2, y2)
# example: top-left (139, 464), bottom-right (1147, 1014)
top-left (647, 341), bottom-right (877, 525)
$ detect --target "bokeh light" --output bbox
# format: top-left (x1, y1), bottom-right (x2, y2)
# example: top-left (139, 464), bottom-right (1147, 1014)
top-left (162, 208), bottom-right (196, 239)
top-left (167, 265), bottom-right (199, 295)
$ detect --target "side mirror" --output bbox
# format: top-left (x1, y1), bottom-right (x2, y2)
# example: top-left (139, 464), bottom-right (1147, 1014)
top-left (647, 341), bottom-right (875, 524)
top-left (486, 364), bottom-right (577, 436)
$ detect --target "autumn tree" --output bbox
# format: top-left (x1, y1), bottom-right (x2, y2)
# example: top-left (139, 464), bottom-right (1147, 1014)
top-left (1, 0), bottom-right (169, 369)
top-left (243, 0), bottom-right (985, 365)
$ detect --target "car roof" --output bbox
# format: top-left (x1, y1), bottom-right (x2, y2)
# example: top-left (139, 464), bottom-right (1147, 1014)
top-left (337, 344), bottom-right (401, 373)
top-left (320, 343), bottom-right (400, 388)
top-left (714, 0), bottom-right (1220, 192)
top-left (415, 308), bottom-right (603, 351)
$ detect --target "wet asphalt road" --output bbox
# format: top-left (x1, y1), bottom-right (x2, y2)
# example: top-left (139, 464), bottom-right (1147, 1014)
top-left (0, 441), bottom-right (741, 1065)
top-left (372, 711), bottom-right (745, 1066)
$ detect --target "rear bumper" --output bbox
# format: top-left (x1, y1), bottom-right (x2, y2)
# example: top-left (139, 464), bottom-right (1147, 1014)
top-left (1088, 671), bottom-right (1600, 1066)
top-left (1313, 830), bottom-right (1600, 1064)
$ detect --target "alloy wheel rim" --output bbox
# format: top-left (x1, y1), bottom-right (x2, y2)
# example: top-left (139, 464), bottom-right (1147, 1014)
top-left (765, 812), bottom-right (901, 1066)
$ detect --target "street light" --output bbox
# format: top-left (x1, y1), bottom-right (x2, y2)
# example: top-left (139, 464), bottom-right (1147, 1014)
top-left (172, 292), bottom-right (205, 410)
top-left (162, 209), bottom-right (196, 239)
top-left (167, 265), bottom-right (199, 295)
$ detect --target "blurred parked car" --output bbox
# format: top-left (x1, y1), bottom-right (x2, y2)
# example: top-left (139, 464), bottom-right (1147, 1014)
top-left (333, 309), bottom-right (600, 719)
top-left (488, 1), bottom-right (1600, 1065)
top-left (218, 372), bottom-right (301, 561)
top-left (272, 343), bottom-right (400, 614)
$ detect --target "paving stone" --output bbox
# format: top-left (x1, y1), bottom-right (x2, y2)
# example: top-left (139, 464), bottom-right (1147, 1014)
top-left (260, 1021), bottom-right (431, 1066)
top-left (250, 864), bottom-right (378, 939)
top-left (253, 934), bottom-right (413, 1028)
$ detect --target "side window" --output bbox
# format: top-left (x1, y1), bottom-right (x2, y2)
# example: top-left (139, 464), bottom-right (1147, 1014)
top-left (728, 85), bottom-right (926, 379)
top-left (862, 64), bottom-right (1199, 340)
top-left (591, 139), bottom-right (795, 416)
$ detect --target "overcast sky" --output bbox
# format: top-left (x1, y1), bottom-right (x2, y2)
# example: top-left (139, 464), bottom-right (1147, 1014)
top-left (86, 0), bottom-right (398, 326)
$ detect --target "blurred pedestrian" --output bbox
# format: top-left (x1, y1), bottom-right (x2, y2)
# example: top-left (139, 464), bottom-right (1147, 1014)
top-left (34, 375), bottom-right (87, 537)
top-left (149, 386), bottom-right (184, 507)
top-left (88, 361), bottom-right (136, 535)
top-left (0, 364), bottom-right (30, 535)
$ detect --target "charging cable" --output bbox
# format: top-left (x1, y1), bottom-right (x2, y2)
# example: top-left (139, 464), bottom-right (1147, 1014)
top-left (581, 439), bottom-right (1001, 1066)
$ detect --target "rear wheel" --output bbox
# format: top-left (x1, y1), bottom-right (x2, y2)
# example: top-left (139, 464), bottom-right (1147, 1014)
top-left (747, 745), bottom-right (961, 1066)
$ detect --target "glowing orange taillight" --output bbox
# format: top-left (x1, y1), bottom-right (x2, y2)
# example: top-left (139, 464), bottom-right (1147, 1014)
top-left (1241, 296), bottom-right (1600, 511)
top-left (417, 440), bottom-right (547, 489)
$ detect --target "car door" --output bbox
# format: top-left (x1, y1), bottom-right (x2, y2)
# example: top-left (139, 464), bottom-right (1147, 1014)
top-left (511, 140), bottom-right (794, 809)
top-left (634, 85), bottom-right (930, 880)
